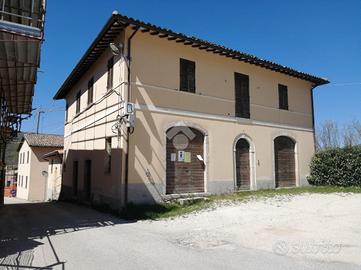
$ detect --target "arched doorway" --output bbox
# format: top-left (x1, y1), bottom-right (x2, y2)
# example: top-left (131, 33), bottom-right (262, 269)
top-left (166, 127), bottom-right (205, 194)
top-left (235, 138), bottom-right (251, 190)
top-left (274, 136), bottom-right (296, 188)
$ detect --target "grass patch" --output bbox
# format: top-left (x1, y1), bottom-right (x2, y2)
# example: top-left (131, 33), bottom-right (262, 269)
top-left (120, 185), bottom-right (361, 220)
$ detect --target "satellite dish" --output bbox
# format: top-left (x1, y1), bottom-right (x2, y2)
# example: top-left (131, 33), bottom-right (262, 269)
top-left (110, 42), bottom-right (124, 56)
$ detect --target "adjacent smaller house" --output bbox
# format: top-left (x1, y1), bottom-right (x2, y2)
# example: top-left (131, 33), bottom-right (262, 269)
top-left (17, 133), bottom-right (64, 201)
top-left (43, 150), bottom-right (64, 201)
top-left (4, 165), bottom-right (17, 197)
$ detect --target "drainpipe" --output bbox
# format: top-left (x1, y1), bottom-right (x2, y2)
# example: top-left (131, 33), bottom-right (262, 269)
top-left (310, 85), bottom-right (317, 152)
top-left (124, 26), bottom-right (139, 207)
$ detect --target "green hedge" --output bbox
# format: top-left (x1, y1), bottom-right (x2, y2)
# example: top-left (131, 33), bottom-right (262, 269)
top-left (308, 146), bottom-right (361, 187)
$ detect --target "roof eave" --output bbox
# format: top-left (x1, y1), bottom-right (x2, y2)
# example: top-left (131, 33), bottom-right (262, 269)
top-left (53, 14), bottom-right (122, 99)
top-left (54, 13), bottom-right (330, 100)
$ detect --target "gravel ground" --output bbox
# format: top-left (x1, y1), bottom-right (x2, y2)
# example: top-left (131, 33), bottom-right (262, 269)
top-left (1, 193), bottom-right (360, 270)
top-left (142, 193), bottom-right (361, 266)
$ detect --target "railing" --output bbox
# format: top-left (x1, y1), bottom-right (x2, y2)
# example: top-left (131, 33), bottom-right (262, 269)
top-left (0, 0), bottom-right (45, 29)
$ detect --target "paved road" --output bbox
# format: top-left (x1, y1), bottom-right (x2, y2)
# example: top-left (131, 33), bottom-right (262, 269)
top-left (0, 200), bottom-right (359, 270)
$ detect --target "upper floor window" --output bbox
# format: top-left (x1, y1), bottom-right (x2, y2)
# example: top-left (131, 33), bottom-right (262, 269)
top-left (278, 84), bottom-right (288, 110)
top-left (63, 150), bottom-right (67, 172)
top-left (27, 151), bottom-right (29, 163)
top-left (65, 101), bottom-right (69, 122)
top-left (234, 72), bottom-right (250, 119)
top-left (107, 57), bottom-right (114, 90)
top-left (88, 77), bottom-right (94, 105)
top-left (76, 91), bottom-right (81, 114)
top-left (180, 58), bottom-right (195, 93)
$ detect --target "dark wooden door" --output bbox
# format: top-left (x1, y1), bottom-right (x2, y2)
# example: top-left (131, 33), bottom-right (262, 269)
top-left (235, 139), bottom-right (250, 190)
top-left (84, 160), bottom-right (92, 201)
top-left (72, 161), bottom-right (78, 196)
top-left (166, 128), bottom-right (204, 194)
top-left (274, 136), bottom-right (296, 187)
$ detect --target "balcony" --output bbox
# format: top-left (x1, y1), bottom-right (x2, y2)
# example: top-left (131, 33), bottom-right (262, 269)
top-left (0, 0), bottom-right (45, 139)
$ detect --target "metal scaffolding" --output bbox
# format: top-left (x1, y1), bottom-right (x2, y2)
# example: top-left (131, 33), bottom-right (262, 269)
top-left (0, 0), bottom-right (46, 205)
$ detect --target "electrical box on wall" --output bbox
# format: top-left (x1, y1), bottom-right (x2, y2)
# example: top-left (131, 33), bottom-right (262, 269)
top-left (122, 102), bottom-right (135, 128)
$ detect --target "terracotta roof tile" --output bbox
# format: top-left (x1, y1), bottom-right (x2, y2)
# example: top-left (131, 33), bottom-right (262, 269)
top-left (23, 133), bottom-right (64, 148)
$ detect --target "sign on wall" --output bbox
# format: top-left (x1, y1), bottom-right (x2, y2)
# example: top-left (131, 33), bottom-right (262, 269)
top-left (178, 151), bottom-right (185, 162)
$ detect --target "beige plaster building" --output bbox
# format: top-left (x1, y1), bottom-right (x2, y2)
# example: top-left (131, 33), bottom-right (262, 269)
top-left (17, 133), bottom-right (64, 201)
top-left (43, 149), bottom-right (63, 201)
top-left (54, 12), bottom-right (328, 209)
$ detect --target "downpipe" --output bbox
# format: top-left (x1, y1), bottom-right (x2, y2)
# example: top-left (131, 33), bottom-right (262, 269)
top-left (124, 27), bottom-right (139, 208)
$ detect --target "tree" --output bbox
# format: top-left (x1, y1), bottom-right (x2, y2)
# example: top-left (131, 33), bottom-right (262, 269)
top-left (343, 119), bottom-right (361, 147)
top-left (316, 120), bottom-right (340, 150)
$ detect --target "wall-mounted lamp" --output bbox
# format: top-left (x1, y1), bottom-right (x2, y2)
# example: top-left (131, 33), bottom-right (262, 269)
top-left (110, 42), bottom-right (124, 56)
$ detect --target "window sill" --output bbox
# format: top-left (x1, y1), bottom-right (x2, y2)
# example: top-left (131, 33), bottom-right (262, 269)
top-left (73, 112), bottom-right (81, 119)
top-left (234, 116), bottom-right (251, 120)
top-left (86, 102), bottom-right (95, 110)
top-left (179, 88), bottom-right (196, 94)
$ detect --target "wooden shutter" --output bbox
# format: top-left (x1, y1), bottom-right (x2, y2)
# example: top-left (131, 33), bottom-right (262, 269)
top-left (88, 77), bottom-right (94, 105)
top-left (234, 73), bottom-right (250, 118)
top-left (180, 58), bottom-right (195, 93)
top-left (107, 57), bottom-right (114, 90)
top-left (278, 84), bottom-right (288, 110)
top-left (76, 91), bottom-right (81, 114)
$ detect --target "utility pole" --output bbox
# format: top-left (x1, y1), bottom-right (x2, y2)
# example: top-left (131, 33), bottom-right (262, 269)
top-left (36, 110), bottom-right (45, 134)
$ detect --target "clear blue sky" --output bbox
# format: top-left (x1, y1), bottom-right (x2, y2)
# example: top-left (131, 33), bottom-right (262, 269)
top-left (22, 0), bottom-right (361, 134)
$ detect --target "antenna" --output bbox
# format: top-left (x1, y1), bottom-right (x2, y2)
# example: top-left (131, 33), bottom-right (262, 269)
top-left (36, 110), bottom-right (45, 134)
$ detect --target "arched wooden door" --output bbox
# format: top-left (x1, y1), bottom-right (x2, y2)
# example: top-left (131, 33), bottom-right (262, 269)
top-left (274, 136), bottom-right (296, 187)
top-left (235, 138), bottom-right (250, 190)
top-left (166, 127), bottom-right (205, 194)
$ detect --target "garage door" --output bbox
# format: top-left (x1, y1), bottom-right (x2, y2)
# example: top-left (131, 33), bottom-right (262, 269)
top-left (274, 136), bottom-right (296, 187)
top-left (235, 138), bottom-right (250, 190)
top-left (166, 127), bottom-right (205, 194)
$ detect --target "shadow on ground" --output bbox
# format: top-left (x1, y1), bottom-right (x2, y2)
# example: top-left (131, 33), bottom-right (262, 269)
top-left (0, 201), bottom-right (130, 269)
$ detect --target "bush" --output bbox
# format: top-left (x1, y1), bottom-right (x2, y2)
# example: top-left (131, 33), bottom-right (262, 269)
top-left (308, 146), bottom-right (361, 187)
